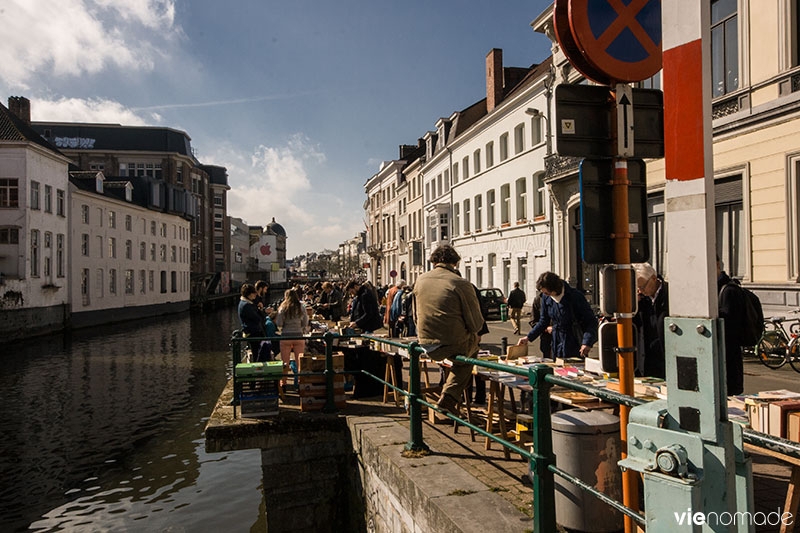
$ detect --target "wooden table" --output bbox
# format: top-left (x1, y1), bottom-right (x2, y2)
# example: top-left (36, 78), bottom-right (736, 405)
top-left (745, 443), bottom-right (800, 533)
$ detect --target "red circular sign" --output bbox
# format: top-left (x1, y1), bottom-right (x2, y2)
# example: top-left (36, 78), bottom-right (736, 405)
top-left (553, 0), bottom-right (611, 85)
top-left (390, 270), bottom-right (397, 278)
top-left (568, 0), bottom-right (662, 83)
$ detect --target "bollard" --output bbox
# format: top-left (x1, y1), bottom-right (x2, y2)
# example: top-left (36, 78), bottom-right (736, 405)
top-left (405, 342), bottom-right (429, 452)
top-left (530, 364), bottom-right (556, 533)
top-left (501, 336), bottom-right (508, 357)
top-left (232, 332), bottom-right (242, 409)
top-left (323, 332), bottom-right (338, 413)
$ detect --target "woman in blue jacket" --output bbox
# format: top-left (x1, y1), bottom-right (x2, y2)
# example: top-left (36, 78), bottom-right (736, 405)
top-left (517, 272), bottom-right (597, 359)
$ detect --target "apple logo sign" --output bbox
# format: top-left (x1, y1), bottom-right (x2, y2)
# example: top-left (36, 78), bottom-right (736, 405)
top-left (261, 244), bottom-right (272, 256)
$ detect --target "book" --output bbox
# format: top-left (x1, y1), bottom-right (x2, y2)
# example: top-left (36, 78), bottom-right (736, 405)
top-left (789, 412), bottom-right (800, 442)
top-left (767, 401), bottom-right (800, 438)
top-left (506, 343), bottom-right (529, 360)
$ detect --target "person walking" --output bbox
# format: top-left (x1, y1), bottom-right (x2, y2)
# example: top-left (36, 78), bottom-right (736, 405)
top-left (517, 272), bottom-right (598, 359)
top-left (507, 281), bottom-right (527, 335)
top-left (414, 245), bottom-right (485, 417)
top-left (633, 263), bottom-right (669, 378)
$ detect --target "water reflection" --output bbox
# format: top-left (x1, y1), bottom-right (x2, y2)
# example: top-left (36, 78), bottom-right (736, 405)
top-left (0, 308), bottom-right (264, 532)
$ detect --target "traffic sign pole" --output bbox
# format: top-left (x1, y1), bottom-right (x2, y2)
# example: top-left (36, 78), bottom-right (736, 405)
top-left (611, 111), bottom-right (639, 533)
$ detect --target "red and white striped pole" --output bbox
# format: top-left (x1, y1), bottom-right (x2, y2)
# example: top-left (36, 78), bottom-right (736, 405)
top-left (662, 0), bottom-right (718, 319)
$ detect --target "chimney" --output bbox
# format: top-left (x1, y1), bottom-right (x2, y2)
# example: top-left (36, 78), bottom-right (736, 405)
top-left (8, 96), bottom-right (31, 124)
top-left (486, 48), bottom-right (503, 113)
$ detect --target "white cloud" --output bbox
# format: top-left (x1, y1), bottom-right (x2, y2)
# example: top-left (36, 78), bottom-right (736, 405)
top-left (0, 0), bottom-right (178, 88)
top-left (203, 137), bottom-right (361, 256)
top-left (30, 96), bottom-right (162, 125)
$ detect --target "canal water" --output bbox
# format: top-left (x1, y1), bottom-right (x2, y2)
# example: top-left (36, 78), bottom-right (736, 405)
top-left (0, 307), bottom-right (265, 532)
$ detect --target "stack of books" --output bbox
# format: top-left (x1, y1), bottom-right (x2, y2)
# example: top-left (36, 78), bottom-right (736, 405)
top-left (736, 390), bottom-right (800, 440)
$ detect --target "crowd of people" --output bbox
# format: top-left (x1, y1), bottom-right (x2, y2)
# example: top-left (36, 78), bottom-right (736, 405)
top-left (238, 244), bottom-right (749, 401)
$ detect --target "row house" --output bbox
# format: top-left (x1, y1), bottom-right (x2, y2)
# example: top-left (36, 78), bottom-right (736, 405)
top-left (23, 99), bottom-right (230, 298)
top-left (337, 232), bottom-right (367, 280)
top-left (533, 0), bottom-right (800, 310)
top-left (417, 49), bottom-right (554, 298)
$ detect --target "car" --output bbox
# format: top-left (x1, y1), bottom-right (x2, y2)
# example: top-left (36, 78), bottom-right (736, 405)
top-left (478, 288), bottom-right (506, 318)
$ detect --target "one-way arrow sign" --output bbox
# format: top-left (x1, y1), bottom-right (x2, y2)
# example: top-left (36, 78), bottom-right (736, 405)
top-left (616, 85), bottom-right (634, 158)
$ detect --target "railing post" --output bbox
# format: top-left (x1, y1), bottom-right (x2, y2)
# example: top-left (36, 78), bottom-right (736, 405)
top-left (405, 342), bottom-right (429, 452)
top-left (323, 332), bottom-right (338, 413)
top-left (231, 330), bottom-right (242, 409)
top-left (530, 364), bottom-right (556, 533)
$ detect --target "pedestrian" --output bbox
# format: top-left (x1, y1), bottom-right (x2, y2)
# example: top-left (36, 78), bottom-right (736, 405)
top-left (414, 245), bottom-right (485, 417)
top-left (517, 272), bottom-right (597, 359)
top-left (393, 284), bottom-right (416, 337)
top-left (384, 280), bottom-right (405, 337)
top-left (507, 281), bottom-right (527, 335)
top-left (633, 263), bottom-right (668, 378)
top-left (318, 281), bottom-right (345, 321)
top-left (718, 258), bottom-right (745, 395)
top-left (238, 283), bottom-right (267, 361)
top-left (276, 289), bottom-right (310, 381)
top-left (254, 280), bottom-right (270, 311)
top-left (346, 279), bottom-right (382, 333)
top-left (531, 290), bottom-right (552, 359)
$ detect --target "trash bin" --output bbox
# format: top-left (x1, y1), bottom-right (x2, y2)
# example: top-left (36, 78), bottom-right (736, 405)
top-left (551, 409), bottom-right (623, 532)
top-left (500, 303), bottom-right (508, 321)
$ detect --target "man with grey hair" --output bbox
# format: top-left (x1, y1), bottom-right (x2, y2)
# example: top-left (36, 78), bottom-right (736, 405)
top-left (633, 262), bottom-right (668, 378)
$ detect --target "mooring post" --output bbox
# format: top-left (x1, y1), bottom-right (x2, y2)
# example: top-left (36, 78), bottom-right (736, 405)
top-left (405, 342), bottom-right (429, 452)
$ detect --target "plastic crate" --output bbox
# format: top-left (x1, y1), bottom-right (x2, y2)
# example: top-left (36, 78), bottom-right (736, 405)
top-left (235, 361), bottom-right (284, 378)
top-left (240, 397), bottom-right (279, 417)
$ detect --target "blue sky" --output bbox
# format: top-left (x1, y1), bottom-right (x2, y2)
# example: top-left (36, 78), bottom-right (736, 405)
top-left (1, 0), bottom-right (554, 256)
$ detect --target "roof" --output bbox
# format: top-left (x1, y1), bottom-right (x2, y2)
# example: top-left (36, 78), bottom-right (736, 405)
top-left (266, 217), bottom-right (286, 237)
top-left (0, 102), bottom-right (63, 155)
top-left (30, 122), bottom-right (197, 162)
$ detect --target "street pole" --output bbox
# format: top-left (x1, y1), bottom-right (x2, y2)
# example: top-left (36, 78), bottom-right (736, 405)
top-left (611, 83), bottom-right (638, 533)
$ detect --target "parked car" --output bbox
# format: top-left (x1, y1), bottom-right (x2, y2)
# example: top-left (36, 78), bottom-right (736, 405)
top-left (478, 288), bottom-right (506, 318)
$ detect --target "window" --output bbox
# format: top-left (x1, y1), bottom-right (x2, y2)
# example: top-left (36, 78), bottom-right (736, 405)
top-left (140, 241), bottom-right (146, 260)
top-left (82, 204), bottom-right (89, 223)
top-left (125, 270), bottom-right (134, 294)
top-left (96, 208), bottom-right (103, 226)
top-left (488, 254), bottom-right (496, 288)
top-left (96, 236), bottom-right (103, 258)
top-left (452, 162), bottom-right (459, 185)
top-left (514, 123), bottom-right (525, 155)
top-left (214, 195), bottom-right (223, 206)
top-left (151, 221), bottom-right (156, 235)
top-left (108, 237), bottom-right (116, 259)
top-left (56, 234), bottom-right (64, 277)
top-left (429, 214), bottom-right (437, 242)
top-left (531, 116), bottom-right (543, 146)
top-left (214, 213), bottom-right (223, 229)
top-left (108, 211), bottom-right (116, 230)
top-left (534, 173), bottom-right (546, 218)
top-left (149, 270), bottom-right (154, 292)
top-left (150, 242), bottom-right (156, 261)
top-left (516, 178), bottom-right (528, 221)
top-left (518, 258), bottom-right (528, 293)
top-left (0, 228), bottom-right (19, 243)
top-left (161, 270), bottom-right (167, 293)
top-left (476, 267), bottom-right (483, 288)
top-left (436, 174), bottom-right (442, 198)
top-left (0, 178), bottom-right (19, 207)
top-left (444, 170), bottom-right (450, 192)
top-left (453, 203), bottom-right (460, 237)
top-left (711, 0), bottom-right (738, 97)
top-left (176, 166), bottom-right (183, 183)
top-left (56, 189), bottom-right (65, 216)
top-left (125, 215), bottom-right (132, 231)
top-left (462, 156), bottom-right (469, 180)
top-left (487, 190), bottom-right (496, 228)
top-left (140, 270), bottom-right (147, 294)
top-left (96, 269), bottom-right (104, 298)
top-left (81, 269), bottom-right (90, 306)
top-left (171, 245), bottom-right (177, 262)
top-left (425, 182), bottom-right (431, 203)
top-left (715, 174), bottom-right (745, 278)
top-left (647, 194), bottom-right (666, 276)
top-left (30, 181), bottom-right (40, 210)
top-left (500, 133), bottom-right (509, 161)
top-left (485, 142), bottom-right (494, 167)
top-left (463, 199), bottom-right (471, 233)
top-left (44, 185), bottom-right (52, 213)
top-left (161, 244), bottom-right (167, 262)
top-left (501, 184), bottom-right (511, 224)
top-left (109, 269), bottom-right (117, 295)
top-left (439, 213), bottom-right (449, 241)
top-left (43, 232), bottom-right (51, 277)
top-left (30, 230), bottom-right (40, 276)
top-left (81, 234), bottom-right (89, 256)
top-left (126, 240), bottom-right (133, 260)
top-left (161, 223), bottom-right (167, 237)
top-left (473, 149), bottom-right (481, 175)
top-left (465, 266), bottom-right (471, 283)
top-left (474, 194), bottom-right (483, 232)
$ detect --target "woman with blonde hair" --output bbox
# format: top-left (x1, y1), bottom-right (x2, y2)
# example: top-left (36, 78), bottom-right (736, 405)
top-left (276, 288), bottom-right (310, 372)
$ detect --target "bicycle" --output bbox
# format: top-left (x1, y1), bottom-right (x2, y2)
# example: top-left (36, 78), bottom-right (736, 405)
top-left (755, 312), bottom-right (800, 370)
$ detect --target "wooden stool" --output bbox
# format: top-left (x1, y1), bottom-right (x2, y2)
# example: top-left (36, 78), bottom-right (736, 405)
top-left (484, 381), bottom-right (511, 460)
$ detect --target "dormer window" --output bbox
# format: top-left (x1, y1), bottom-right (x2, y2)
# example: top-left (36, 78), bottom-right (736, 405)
top-left (95, 176), bottom-right (103, 193)
top-left (125, 184), bottom-right (133, 202)
top-left (426, 136), bottom-right (434, 159)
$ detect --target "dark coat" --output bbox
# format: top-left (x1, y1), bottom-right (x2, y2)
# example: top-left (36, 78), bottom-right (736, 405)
top-left (238, 298), bottom-right (265, 337)
top-left (350, 284), bottom-right (382, 332)
top-left (532, 292), bottom-right (553, 358)
top-left (320, 287), bottom-right (345, 320)
top-left (719, 271), bottom-right (745, 395)
top-left (526, 282), bottom-right (597, 359)
top-left (507, 288), bottom-right (526, 309)
top-left (633, 278), bottom-right (669, 379)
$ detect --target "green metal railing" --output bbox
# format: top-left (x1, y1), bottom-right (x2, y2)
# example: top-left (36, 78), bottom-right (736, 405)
top-left (230, 330), bottom-right (800, 532)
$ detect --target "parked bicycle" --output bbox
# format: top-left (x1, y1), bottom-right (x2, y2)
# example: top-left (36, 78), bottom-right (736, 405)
top-left (755, 311), bottom-right (800, 371)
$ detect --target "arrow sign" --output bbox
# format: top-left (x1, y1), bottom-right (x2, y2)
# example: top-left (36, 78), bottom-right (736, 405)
top-left (616, 85), bottom-right (634, 158)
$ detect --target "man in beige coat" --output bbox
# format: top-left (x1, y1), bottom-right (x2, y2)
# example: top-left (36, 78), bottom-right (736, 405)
top-left (413, 245), bottom-right (485, 416)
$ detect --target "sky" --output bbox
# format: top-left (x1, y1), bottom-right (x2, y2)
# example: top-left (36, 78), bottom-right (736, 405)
top-left (0, 0), bottom-right (555, 257)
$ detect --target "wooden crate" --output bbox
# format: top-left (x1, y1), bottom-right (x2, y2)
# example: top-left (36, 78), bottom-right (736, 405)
top-left (300, 395), bottom-right (347, 411)
top-left (298, 353), bottom-right (344, 372)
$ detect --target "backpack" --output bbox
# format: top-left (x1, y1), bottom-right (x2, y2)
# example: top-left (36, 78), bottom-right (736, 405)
top-left (721, 282), bottom-right (764, 347)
